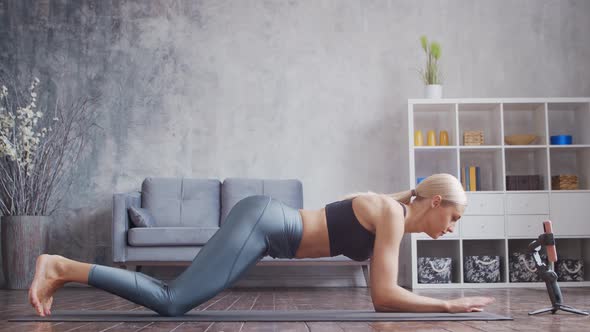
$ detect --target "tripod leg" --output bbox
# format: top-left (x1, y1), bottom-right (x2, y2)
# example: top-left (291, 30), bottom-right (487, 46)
top-left (558, 305), bottom-right (589, 316)
top-left (529, 307), bottom-right (555, 315)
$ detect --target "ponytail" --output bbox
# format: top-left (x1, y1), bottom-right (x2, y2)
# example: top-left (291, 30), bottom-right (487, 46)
top-left (339, 173), bottom-right (466, 206)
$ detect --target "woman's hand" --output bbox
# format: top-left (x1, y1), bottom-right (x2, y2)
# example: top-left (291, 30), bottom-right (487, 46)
top-left (445, 296), bottom-right (496, 313)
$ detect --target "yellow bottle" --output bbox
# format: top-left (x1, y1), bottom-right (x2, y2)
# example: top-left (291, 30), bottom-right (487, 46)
top-left (439, 130), bottom-right (449, 146)
top-left (414, 130), bottom-right (424, 146)
top-left (427, 130), bottom-right (436, 146)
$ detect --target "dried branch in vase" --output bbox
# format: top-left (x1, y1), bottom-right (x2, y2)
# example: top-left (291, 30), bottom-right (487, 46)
top-left (0, 70), bottom-right (103, 216)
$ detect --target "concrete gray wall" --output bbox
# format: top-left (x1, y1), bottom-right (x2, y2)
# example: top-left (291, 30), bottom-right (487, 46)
top-left (1, 0), bottom-right (589, 287)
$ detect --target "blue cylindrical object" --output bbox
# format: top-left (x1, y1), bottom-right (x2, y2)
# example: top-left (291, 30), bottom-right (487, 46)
top-left (417, 177), bottom-right (426, 184)
top-left (550, 135), bottom-right (572, 145)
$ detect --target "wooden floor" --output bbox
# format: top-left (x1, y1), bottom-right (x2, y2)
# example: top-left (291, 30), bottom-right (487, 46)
top-left (1, 286), bottom-right (589, 331)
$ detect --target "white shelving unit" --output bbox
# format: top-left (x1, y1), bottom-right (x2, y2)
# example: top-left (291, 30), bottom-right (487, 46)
top-left (400, 98), bottom-right (590, 289)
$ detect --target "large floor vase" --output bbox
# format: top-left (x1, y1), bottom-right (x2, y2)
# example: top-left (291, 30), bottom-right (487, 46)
top-left (1, 216), bottom-right (49, 289)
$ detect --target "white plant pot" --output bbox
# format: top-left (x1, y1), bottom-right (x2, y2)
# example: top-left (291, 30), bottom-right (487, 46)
top-left (424, 84), bottom-right (443, 99)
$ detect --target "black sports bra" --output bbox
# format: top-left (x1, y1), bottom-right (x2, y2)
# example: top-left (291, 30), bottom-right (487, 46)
top-left (325, 198), bottom-right (406, 261)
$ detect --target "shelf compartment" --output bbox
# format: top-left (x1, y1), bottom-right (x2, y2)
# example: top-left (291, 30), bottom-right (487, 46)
top-left (414, 149), bottom-right (458, 185)
top-left (549, 147), bottom-right (590, 190)
top-left (461, 215), bottom-right (505, 239)
top-left (416, 240), bottom-right (461, 284)
top-left (548, 102), bottom-right (590, 145)
top-left (508, 239), bottom-right (547, 283)
top-left (412, 104), bottom-right (456, 147)
top-left (505, 148), bottom-right (548, 191)
top-left (463, 193), bottom-right (504, 216)
top-left (460, 148), bottom-right (503, 191)
top-left (508, 238), bottom-right (590, 282)
top-left (503, 102), bottom-right (547, 145)
top-left (505, 193), bottom-right (549, 215)
top-left (550, 193), bottom-right (590, 236)
top-left (553, 238), bottom-right (590, 282)
top-left (462, 239), bottom-right (506, 283)
top-left (506, 214), bottom-right (549, 238)
top-left (458, 103), bottom-right (502, 146)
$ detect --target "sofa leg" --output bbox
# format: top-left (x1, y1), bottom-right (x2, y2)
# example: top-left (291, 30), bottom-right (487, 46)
top-left (362, 265), bottom-right (370, 286)
top-left (135, 265), bottom-right (143, 273)
top-left (119, 265), bottom-right (127, 270)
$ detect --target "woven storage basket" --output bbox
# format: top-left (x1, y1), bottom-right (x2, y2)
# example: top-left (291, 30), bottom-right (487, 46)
top-left (557, 258), bottom-right (584, 281)
top-left (551, 175), bottom-right (578, 190)
top-left (463, 130), bottom-right (484, 146)
top-left (417, 257), bottom-right (452, 284)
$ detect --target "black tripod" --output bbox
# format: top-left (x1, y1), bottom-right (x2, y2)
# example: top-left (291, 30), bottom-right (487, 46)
top-left (527, 233), bottom-right (588, 316)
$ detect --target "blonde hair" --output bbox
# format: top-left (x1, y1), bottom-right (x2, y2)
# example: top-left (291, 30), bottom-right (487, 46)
top-left (340, 173), bottom-right (467, 207)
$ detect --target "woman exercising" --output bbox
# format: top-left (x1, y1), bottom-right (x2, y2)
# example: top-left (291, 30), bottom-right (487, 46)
top-left (29, 173), bottom-right (494, 317)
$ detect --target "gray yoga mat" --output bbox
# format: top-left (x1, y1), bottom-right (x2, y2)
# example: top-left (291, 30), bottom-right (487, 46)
top-left (10, 310), bottom-right (512, 322)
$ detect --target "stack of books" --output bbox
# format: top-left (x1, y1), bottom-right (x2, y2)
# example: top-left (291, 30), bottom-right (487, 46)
top-left (461, 166), bottom-right (481, 191)
top-left (506, 175), bottom-right (542, 191)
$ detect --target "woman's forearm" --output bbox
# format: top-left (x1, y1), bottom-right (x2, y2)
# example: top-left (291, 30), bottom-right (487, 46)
top-left (374, 285), bottom-right (449, 313)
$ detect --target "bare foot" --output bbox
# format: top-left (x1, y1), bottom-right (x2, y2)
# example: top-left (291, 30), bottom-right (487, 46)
top-left (28, 254), bottom-right (65, 317)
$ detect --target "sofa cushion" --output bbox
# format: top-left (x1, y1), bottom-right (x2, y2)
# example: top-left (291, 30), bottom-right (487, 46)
top-left (127, 227), bottom-right (219, 246)
top-left (221, 178), bottom-right (303, 224)
top-left (141, 177), bottom-right (221, 227)
top-left (128, 206), bottom-right (156, 228)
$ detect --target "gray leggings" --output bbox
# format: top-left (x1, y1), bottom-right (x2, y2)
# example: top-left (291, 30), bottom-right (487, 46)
top-left (88, 195), bottom-right (303, 316)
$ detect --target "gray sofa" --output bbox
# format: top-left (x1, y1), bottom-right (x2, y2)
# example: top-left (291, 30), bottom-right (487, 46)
top-left (112, 177), bottom-right (370, 284)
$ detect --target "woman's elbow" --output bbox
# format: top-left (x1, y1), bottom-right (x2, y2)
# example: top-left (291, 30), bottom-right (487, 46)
top-left (373, 302), bottom-right (400, 312)
top-left (373, 303), bottom-right (387, 312)
top-left (372, 293), bottom-right (387, 312)
top-left (372, 300), bottom-right (383, 312)
top-left (371, 288), bottom-right (403, 312)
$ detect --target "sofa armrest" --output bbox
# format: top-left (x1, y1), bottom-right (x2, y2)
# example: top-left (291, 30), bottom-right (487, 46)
top-left (112, 191), bottom-right (141, 263)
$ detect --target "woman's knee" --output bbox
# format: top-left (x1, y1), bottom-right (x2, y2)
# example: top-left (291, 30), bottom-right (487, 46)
top-left (224, 195), bottom-right (272, 226)
top-left (156, 303), bottom-right (190, 317)
top-left (235, 195), bottom-right (272, 211)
